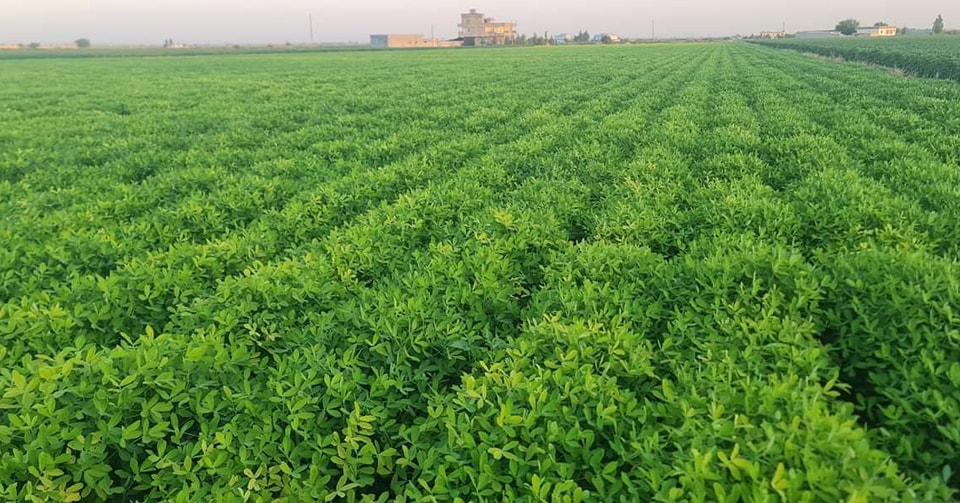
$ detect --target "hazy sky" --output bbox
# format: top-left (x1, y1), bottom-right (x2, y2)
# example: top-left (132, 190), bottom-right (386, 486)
top-left (1, 1), bottom-right (956, 45)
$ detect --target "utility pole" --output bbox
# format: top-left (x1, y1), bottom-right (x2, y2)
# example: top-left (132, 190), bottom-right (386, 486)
top-left (309, 13), bottom-right (315, 44)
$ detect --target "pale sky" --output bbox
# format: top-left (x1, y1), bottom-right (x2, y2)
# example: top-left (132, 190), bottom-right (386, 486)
top-left (0, 0), bottom-right (955, 45)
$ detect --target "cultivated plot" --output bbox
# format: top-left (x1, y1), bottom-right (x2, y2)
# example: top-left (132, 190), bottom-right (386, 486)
top-left (1, 43), bottom-right (959, 501)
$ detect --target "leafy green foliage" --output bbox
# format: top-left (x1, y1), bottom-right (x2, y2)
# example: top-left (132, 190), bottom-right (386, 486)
top-left (756, 36), bottom-right (960, 82)
top-left (1, 43), bottom-right (959, 500)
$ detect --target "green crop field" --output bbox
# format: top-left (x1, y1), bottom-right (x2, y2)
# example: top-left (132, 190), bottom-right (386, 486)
top-left (756, 36), bottom-right (960, 81)
top-left (1, 43), bottom-right (959, 501)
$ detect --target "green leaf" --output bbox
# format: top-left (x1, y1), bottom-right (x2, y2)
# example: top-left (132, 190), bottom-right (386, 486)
top-left (11, 370), bottom-right (25, 390)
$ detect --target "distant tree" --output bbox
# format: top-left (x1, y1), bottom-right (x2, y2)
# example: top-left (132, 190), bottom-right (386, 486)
top-left (899, 26), bottom-right (909, 35)
top-left (74, 38), bottom-right (91, 48)
top-left (933, 14), bottom-right (944, 34)
top-left (835, 19), bottom-right (860, 36)
top-left (528, 32), bottom-right (549, 46)
top-left (27, 42), bottom-right (40, 49)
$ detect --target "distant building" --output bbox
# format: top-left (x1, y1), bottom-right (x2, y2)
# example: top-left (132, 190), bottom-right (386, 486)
top-left (0, 43), bottom-right (20, 50)
top-left (856, 25), bottom-right (897, 37)
top-left (795, 30), bottom-right (843, 39)
top-left (902, 28), bottom-right (934, 36)
top-left (759, 30), bottom-right (787, 39)
top-left (552, 34), bottom-right (569, 45)
top-left (592, 33), bottom-right (621, 43)
top-left (370, 34), bottom-right (461, 49)
top-left (459, 9), bottom-right (517, 46)
top-left (370, 34), bottom-right (425, 49)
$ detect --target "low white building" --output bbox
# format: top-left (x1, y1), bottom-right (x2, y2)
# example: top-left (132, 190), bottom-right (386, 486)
top-left (856, 25), bottom-right (897, 37)
top-left (795, 30), bottom-right (843, 39)
top-left (592, 33), bottom-right (621, 43)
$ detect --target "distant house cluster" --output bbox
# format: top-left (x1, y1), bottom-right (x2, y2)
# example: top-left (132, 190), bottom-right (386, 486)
top-left (795, 24), bottom-right (898, 39)
top-left (368, 7), bottom-right (638, 49)
top-left (371, 8), bottom-right (516, 49)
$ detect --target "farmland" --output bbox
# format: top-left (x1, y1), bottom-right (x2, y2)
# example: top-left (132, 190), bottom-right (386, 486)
top-left (1, 42), bottom-right (960, 501)
top-left (756, 36), bottom-right (960, 81)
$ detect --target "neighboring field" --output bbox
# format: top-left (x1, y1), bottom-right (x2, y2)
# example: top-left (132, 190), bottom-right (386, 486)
top-left (0, 45), bottom-right (370, 61)
top-left (1, 43), bottom-right (960, 501)
top-left (755, 36), bottom-right (960, 81)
